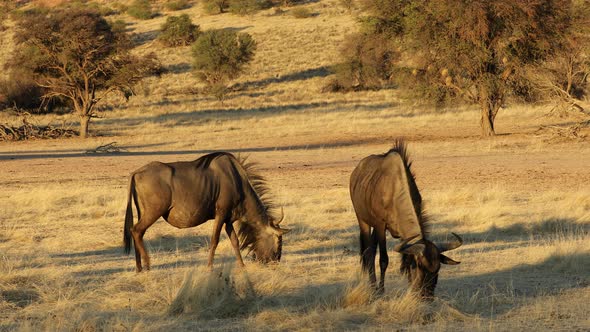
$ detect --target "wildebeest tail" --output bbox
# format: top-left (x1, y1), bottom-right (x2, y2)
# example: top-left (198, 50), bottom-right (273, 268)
top-left (124, 175), bottom-right (135, 255)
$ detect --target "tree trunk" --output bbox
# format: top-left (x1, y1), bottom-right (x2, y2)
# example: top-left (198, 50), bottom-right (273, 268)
top-left (478, 85), bottom-right (503, 137)
top-left (480, 104), bottom-right (496, 137)
top-left (79, 115), bottom-right (91, 138)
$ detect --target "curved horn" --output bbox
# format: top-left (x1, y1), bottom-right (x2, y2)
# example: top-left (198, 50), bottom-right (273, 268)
top-left (392, 234), bottom-right (420, 252)
top-left (436, 232), bottom-right (463, 253)
top-left (275, 207), bottom-right (284, 225)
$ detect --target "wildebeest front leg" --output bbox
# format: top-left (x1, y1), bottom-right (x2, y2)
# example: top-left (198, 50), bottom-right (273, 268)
top-left (374, 227), bottom-right (388, 294)
top-left (225, 222), bottom-right (245, 268)
top-left (207, 212), bottom-right (226, 268)
top-left (358, 220), bottom-right (377, 287)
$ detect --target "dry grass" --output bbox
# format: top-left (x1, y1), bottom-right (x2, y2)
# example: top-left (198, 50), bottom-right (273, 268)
top-left (1, 1), bottom-right (589, 331)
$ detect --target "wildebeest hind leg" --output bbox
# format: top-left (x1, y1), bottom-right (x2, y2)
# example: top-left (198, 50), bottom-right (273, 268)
top-left (207, 211), bottom-right (227, 268)
top-left (358, 220), bottom-right (376, 287)
top-left (131, 213), bottom-right (159, 272)
top-left (374, 227), bottom-right (388, 294)
top-left (225, 222), bottom-right (245, 267)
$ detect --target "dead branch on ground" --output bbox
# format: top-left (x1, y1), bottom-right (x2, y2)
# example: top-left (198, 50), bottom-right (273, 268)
top-left (85, 142), bottom-right (128, 154)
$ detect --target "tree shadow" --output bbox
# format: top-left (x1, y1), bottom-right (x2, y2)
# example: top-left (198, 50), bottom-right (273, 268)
top-left (164, 62), bottom-right (192, 74)
top-left (100, 100), bottom-right (394, 129)
top-left (0, 142), bottom-right (170, 156)
top-left (0, 134), bottom-right (378, 161)
top-left (130, 30), bottom-right (159, 46)
top-left (233, 66), bottom-right (331, 91)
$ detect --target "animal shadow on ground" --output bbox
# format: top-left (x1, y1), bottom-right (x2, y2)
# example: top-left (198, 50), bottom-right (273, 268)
top-left (130, 30), bottom-right (159, 46)
top-left (55, 233), bottom-right (210, 279)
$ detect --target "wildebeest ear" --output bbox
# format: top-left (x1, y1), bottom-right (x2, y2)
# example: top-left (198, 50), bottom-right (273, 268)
top-left (440, 254), bottom-right (460, 265)
top-left (399, 243), bottom-right (425, 256)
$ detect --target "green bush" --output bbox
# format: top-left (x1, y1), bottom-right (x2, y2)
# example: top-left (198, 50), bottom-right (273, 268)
top-left (228, 0), bottom-right (273, 16)
top-left (127, 0), bottom-right (153, 20)
top-left (191, 29), bottom-right (256, 99)
top-left (165, 0), bottom-right (192, 11)
top-left (323, 33), bottom-right (397, 92)
top-left (0, 70), bottom-right (44, 111)
top-left (202, 0), bottom-right (229, 14)
top-left (158, 14), bottom-right (200, 47)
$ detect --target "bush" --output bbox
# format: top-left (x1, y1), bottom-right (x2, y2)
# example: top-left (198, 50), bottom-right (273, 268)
top-left (202, 0), bottom-right (229, 14)
top-left (165, 0), bottom-right (192, 11)
top-left (324, 33), bottom-right (397, 92)
top-left (192, 29), bottom-right (256, 99)
top-left (280, 0), bottom-right (303, 6)
top-left (228, 0), bottom-right (273, 15)
top-left (127, 0), bottom-right (153, 20)
top-left (0, 71), bottom-right (45, 111)
top-left (291, 7), bottom-right (313, 18)
top-left (158, 14), bottom-right (200, 47)
top-left (58, 1), bottom-right (117, 16)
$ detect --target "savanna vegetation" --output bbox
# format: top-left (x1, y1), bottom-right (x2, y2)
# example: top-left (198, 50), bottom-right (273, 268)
top-left (0, 0), bottom-right (588, 331)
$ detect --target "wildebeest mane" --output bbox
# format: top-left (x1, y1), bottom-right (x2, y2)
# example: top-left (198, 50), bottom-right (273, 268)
top-left (234, 154), bottom-right (278, 252)
top-left (386, 139), bottom-right (431, 236)
top-left (192, 152), bottom-right (278, 252)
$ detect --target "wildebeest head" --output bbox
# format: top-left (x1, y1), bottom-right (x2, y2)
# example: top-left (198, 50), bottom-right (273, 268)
top-left (252, 209), bottom-right (290, 263)
top-left (394, 233), bottom-right (462, 299)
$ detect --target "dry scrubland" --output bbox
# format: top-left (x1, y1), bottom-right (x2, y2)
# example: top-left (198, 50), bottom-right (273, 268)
top-left (1, 1), bottom-right (589, 331)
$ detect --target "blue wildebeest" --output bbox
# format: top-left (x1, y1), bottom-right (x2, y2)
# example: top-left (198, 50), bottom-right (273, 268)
top-left (350, 140), bottom-right (462, 298)
top-left (124, 152), bottom-right (289, 272)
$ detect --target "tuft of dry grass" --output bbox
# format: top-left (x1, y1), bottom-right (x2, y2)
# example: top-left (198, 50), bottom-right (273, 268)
top-left (168, 265), bottom-right (256, 318)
